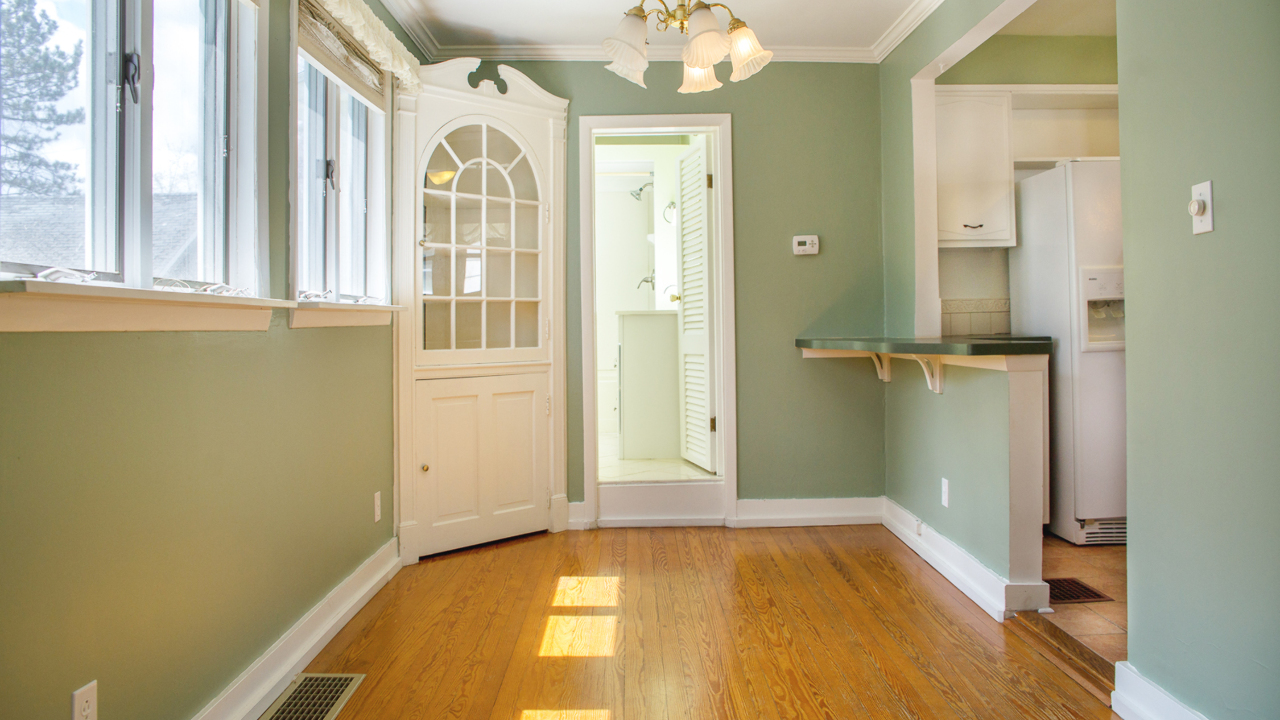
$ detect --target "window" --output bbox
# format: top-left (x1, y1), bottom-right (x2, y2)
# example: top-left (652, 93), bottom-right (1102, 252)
top-left (294, 52), bottom-right (388, 303)
top-left (421, 123), bottom-right (544, 355)
top-left (0, 0), bottom-right (260, 291)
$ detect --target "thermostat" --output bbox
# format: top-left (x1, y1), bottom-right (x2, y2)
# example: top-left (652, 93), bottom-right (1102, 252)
top-left (793, 235), bottom-right (819, 255)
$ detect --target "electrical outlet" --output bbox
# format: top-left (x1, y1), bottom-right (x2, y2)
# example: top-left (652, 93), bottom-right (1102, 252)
top-left (941, 478), bottom-right (949, 508)
top-left (72, 681), bottom-right (97, 720)
top-left (374, 491), bottom-right (381, 523)
top-left (915, 519), bottom-right (923, 536)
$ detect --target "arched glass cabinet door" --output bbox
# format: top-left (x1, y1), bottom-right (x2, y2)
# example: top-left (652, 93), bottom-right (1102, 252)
top-left (418, 121), bottom-right (546, 365)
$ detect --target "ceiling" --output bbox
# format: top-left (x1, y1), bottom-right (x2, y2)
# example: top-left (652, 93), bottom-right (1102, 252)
top-left (378, 0), bottom-right (946, 63)
top-left (999, 0), bottom-right (1116, 36)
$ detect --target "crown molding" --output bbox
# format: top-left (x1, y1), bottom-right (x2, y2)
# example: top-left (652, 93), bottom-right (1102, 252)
top-left (381, 0), bottom-right (944, 66)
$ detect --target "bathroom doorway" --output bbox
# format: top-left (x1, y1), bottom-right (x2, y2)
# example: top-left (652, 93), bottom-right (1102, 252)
top-left (578, 115), bottom-right (737, 527)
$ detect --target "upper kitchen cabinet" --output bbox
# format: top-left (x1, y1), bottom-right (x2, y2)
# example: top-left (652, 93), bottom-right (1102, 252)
top-left (936, 92), bottom-right (1016, 247)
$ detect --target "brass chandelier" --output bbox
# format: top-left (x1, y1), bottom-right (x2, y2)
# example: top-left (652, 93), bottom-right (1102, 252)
top-left (602, 1), bottom-right (774, 93)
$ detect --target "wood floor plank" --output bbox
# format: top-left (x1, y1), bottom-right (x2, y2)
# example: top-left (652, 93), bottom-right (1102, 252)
top-left (306, 526), bottom-right (1119, 720)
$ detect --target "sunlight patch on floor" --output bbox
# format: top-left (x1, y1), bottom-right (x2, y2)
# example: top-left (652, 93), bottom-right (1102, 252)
top-left (538, 616), bottom-right (617, 657)
top-left (519, 711), bottom-right (610, 720)
top-left (552, 577), bottom-right (620, 607)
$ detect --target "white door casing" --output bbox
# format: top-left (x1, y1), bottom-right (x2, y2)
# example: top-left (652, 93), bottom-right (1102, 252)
top-left (396, 59), bottom-right (568, 562)
top-left (676, 139), bottom-right (716, 473)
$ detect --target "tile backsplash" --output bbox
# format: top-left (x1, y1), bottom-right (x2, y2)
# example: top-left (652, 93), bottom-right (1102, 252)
top-left (941, 298), bottom-right (1011, 336)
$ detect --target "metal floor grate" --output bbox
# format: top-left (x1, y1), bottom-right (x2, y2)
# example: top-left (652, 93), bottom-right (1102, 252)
top-left (259, 674), bottom-right (363, 720)
top-left (1046, 577), bottom-right (1112, 604)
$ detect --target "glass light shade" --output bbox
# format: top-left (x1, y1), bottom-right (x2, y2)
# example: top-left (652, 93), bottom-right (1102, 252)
top-left (678, 63), bottom-right (722, 94)
top-left (604, 60), bottom-right (647, 88)
top-left (728, 25), bottom-right (773, 82)
top-left (681, 6), bottom-right (729, 68)
top-left (603, 13), bottom-right (649, 76)
top-left (427, 170), bottom-right (456, 185)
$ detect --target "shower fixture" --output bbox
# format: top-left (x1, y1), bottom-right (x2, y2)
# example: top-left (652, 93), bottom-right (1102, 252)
top-left (631, 182), bottom-right (654, 200)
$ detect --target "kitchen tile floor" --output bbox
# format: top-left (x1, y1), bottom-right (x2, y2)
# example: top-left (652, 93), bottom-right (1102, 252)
top-left (598, 432), bottom-right (717, 483)
top-left (1042, 533), bottom-right (1128, 664)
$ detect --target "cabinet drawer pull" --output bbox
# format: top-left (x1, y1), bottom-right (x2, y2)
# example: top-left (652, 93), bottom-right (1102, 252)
top-left (963, 224), bottom-right (984, 229)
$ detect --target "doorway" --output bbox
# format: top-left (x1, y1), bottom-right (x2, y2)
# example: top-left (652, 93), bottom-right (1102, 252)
top-left (579, 115), bottom-right (737, 527)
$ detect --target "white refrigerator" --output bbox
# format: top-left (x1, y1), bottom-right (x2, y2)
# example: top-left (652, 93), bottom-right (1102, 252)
top-left (1010, 160), bottom-right (1127, 545)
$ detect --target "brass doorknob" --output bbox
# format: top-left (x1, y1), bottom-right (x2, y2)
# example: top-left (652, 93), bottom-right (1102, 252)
top-left (422, 464), bottom-right (430, 472)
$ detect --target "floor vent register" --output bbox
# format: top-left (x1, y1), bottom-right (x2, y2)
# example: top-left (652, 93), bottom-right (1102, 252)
top-left (259, 674), bottom-right (364, 720)
top-left (1046, 577), bottom-right (1111, 604)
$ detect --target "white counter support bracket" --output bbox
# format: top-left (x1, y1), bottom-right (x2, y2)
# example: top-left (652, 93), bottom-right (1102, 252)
top-left (870, 352), bottom-right (891, 382)
top-left (908, 354), bottom-right (944, 394)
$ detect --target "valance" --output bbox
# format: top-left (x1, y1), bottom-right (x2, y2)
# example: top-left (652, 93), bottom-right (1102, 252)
top-left (313, 0), bottom-right (421, 93)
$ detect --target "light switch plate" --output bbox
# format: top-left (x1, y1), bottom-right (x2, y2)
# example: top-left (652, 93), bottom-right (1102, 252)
top-left (941, 478), bottom-right (949, 508)
top-left (792, 235), bottom-right (819, 255)
top-left (72, 681), bottom-right (97, 720)
top-left (1191, 181), bottom-right (1214, 235)
top-left (374, 491), bottom-right (381, 523)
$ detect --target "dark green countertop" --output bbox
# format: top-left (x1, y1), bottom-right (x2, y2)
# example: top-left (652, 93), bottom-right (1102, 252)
top-left (795, 336), bottom-right (1054, 356)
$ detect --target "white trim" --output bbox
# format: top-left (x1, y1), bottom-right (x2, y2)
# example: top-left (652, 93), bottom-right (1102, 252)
top-left (1112, 663), bottom-right (1211, 720)
top-left (596, 481), bottom-right (726, 527)
top-left (288, 303), bottom-right (404, 328)
top-left (0, 280), bottom-right (294, 332)
top-left (379, 0), bottom-right (946, 64)
top-left (189, 539), bottom-right (400, 720)
top-left (882, 498), bottom-right (1048, 622)
top-left (567, 501), bottom-right (595, 530)
top-left (729, 497), bottom-right (886, 528)
top-left (578, 114), bottom-right (738, 530)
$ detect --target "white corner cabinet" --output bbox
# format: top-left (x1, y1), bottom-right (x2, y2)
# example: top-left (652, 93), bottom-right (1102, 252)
top-left (936, 91), bottom-right (1016, 248)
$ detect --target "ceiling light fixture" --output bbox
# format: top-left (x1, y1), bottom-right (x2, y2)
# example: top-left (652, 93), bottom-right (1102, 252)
top-left (602, 1), bottom-right (773, 93)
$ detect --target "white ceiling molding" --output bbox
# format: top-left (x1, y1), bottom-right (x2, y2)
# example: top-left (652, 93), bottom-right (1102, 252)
top-left (379, 0), bottom-right (949, 65)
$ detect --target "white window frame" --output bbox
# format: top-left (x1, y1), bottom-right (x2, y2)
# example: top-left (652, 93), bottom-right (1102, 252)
top-left (0, 0), bottom-right (267, 297)
top-left (290, 45), bottom-right (391, 307)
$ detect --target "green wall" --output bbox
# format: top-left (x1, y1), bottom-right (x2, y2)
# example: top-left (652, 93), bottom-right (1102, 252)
top-left (498, 61), bottom-right (888, 502)
top-left (885, 360), bottom-right (1011, 576)
top-left (1117, 1), bottom-right (1280, 717)
top-left (0, 1), bottom-right (407, 717)
top-left (937, 35), bottom-right (1118, 85)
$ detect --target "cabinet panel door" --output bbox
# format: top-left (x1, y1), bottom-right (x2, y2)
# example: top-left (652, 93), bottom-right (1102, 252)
top-left (937, 94), bottom-right (1014, 243)
top-left (413, 373), bottom-right (549, 557)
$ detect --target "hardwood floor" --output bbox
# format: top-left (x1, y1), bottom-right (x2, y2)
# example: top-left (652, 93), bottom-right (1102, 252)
top-left (308, 526), bottom-right (1119, 719)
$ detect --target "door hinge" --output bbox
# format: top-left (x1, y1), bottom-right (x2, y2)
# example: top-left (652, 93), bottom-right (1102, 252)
top-left (545, 397), bottom-right (551, 416)
top-left (544, 319), bottom-right (550, 340)
top-left (710, 416), bottom-right (717, 432)
top-left (706, 174), bottom-right (713, 189)
top-left (544, 206), bottom-right (550, 224)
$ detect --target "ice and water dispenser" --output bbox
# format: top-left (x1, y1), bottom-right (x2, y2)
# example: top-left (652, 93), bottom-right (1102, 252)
top-left (1080, 267), bottom-right (1125, 350)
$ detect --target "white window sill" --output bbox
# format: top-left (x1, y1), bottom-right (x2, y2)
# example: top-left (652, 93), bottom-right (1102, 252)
top-left (289, 301), bottom-right (404, 329)
top-left (0, 280), bottom-right (296, 332)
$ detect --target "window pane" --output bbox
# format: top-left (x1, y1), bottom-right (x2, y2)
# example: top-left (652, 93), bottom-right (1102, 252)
top-left (424, 143), bottom-right (457, 189)
top-left (510, 157), bottom-right (538, 200)
top-left (455, 195), bottom-right (481, 245)
top-left (515, 252), bottom-right (538, 298)
top-left (455, 247), bottom-right (481, 297)
top-left (339, 92), bottom-right (368, 298)
top-left (514, 205), bottom-right (539, 250)
top-left (444, 125), bottom-right (482, 163)
top-left (515, 301), bottom-right (539, 347)
top-left (153, 0), bottom-right (228, 283)
top-left (0, 0), bottom-right (114, 273)
top-left (486, 165), bottom-right (510, 199)
top-left (455, 161), bottom-right (482, 195)
top-left (296, 58), bottom-right (326, 293)
top-left (424, 300), bottom-right (450, 349)
top-left (486, 200), bottom-right (510, 247)
top-left (422, 247), bottom-right (449, 296)
top-left (486, 301), bottom-right (511, 348)
top-left (486, 126), bottom-right (521, 166)
top-left (486, 250), bottom-right (510, 298)
top-left (423, 192), bottom-right (449, 244)
top-left (456, 301), bottom-right (481, 349)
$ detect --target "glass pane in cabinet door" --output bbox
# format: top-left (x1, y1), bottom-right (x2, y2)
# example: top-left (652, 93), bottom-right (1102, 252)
top-left (455, 248), bottom-right (482, 297)
top-left (486, 250), bottom-right (511, 297)
top-left (444, 125), bottom-right (483, 163)
top-left (486, 165), bottom-right (511, 199)
top-left (510, 157), bottom-right (539, 201)
top-left (423, 193), bottom-right (450, 245)
top-left (515, 302), bottom-right (539, 348)
top-left (486, 126), bottom-right (522, 166)
top-left (487, 301), bottom-right (512, 348)
top-left (455, 196), bottom-right (482, 245)
top-left (424, 301), bottom-right (451, 349)
top-left (456, 301), bottom-right (482, 349)
top-left (514, 253), bottom-right (538, 298)
top-left (425, 144), bottom-right (458, 189)
top-left (514, 205), bottom-right (539, 250)
top-left (454, 162), bottom-right (483, 195)
top-left (421, 248), bottom-right (450, 296)
top-left (487, 200), bottom-right (511, 247)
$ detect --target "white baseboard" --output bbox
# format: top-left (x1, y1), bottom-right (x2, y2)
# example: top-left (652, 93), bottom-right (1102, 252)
top-left (550, 494), bottom-right (569, 532)
top-left (190, 539), bottom-right (401, 720)
top-left (1112, 662), bottom-right (1210, 720)
top-left (728, 497), bottom-right (886, 528)
top-left (567, 501), bottom-right (595, 530)
top-left (882, 498), bottom-right (1046, 622)
top-left (597, 481), bottom-right (725, 527)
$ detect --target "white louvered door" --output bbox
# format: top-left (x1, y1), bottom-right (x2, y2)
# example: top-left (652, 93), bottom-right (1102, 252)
top-left (676, 140), bottom-right (716, 473)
